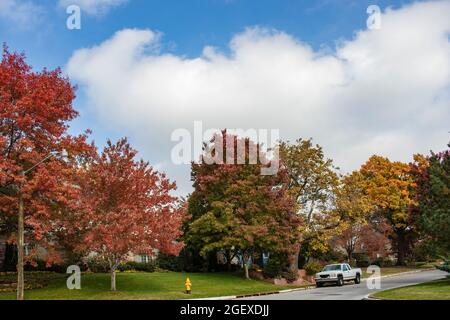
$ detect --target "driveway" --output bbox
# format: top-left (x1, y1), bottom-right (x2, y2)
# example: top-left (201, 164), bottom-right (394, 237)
top-left (237, 270), bottom-right (447, 300)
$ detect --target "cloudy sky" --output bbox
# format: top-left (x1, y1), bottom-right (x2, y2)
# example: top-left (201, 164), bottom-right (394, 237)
top-left (1, 0), bottom-right (449, 195)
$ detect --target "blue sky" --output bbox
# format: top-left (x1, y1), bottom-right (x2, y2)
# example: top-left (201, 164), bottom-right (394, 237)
top-left (1, 0), bottom-right (449, 194)
top-left (0, 0), bottom-right (421, 137)
top-left (2, 0), bottom-right (418, 68)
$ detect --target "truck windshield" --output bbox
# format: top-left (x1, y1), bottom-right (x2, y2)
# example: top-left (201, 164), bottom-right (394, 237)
top-left (322, 265), bottom-right (342, 271)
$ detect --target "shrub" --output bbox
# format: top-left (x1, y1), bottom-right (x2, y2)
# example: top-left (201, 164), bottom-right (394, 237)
top-left (320, 250), bottom-right (345, 264)
top-left (86, 256), bottom-right (109, 273)
top-left (353, 253), bottom-right (371, 268)
top-left (356, 260), bottom-right (371, 268)
top-left (156, 253), bottom-right (184, 272)
top-left (117, 261), bottom-right (157, 272)
top-left (303, 261), bottom-right (322, 276)
top-left (87, 258), bottom-right (158, 273)
top-left (414, 261), bottom-right (427, 267)
top-left (250, 263), bottom-right (262, 272)
top-left (0, 272), bottom-right (65, 292)
top-left (263, 253), bottom-right (287, 278)
top-left (348, 259), bottom-right (357, 268)
top-left (436, 256), bottom-right (450, 273)
top-left (22, 259), bottom-right (87, 274)
top-left (382, 258), bottom-right (395, 267)
top-left (412, 242), bottom-right (435, 262)
top-left (281, 270), bottom-right (298, 283)
top-left (371, 257), bottom-right (393, 268)
top-left (371, 257), bottom-right (395, 268)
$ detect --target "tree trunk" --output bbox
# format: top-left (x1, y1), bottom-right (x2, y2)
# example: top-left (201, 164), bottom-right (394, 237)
top-left (225, 250), bottom-right (232, 272)
top-left (396, 232), bottom-right (406, 266)
top-left (17, 194), bottom-right (24, 301)
top-left (110, 268), bottom-right (116, 291)
top-left (243, 262), bottom-right (249, 280)
top-left (347, 248), bottom-right (353, 262)
top-left (242, 252), bottom-right (251, 279)
top-left (288, 243), bottom-right (300, 273)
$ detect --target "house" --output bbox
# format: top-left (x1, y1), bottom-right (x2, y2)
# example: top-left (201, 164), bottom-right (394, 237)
top-left (129, 249), bottom-right (159, 263)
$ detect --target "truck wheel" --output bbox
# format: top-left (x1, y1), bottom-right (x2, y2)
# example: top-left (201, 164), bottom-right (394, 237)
top-left (355, 274), bottom-right (361, 284)
top-left (337, 276), bottom-right (344, 286)
top-left (316, 282), bottom-right (323, 288)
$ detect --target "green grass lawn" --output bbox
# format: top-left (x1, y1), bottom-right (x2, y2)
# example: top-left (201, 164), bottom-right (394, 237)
top-left (371, 278), bottom-right (450, 300)
top-left (0, 265), bottom-right (435, 300)
top-left (0, 271), bottom-right (304, 300)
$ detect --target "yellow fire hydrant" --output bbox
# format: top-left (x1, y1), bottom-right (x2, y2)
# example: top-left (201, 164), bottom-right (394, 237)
top-left (185, 278), bottom-right (192, 294)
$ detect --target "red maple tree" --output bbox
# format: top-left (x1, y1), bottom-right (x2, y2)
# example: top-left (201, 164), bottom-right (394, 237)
top-left (68, 138), bottom-right (185, 290)
top-left (0, 46), bottom-right (93, 298)
top-left (335, 220), bottom-right (391, 261)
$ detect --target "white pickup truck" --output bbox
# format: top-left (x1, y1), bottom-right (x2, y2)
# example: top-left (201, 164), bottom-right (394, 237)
top-left (314, 263), bottom-right (361, 287)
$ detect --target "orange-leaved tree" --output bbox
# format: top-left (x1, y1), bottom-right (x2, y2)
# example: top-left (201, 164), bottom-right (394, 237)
top-left (360, 155), bottom-right (417, 265)
top-left (333, 171), bottom-right (373, 261)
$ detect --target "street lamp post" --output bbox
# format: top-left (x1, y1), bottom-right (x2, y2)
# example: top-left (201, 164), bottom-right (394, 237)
top-left (16, 150), bottom-right (67, 300)
top-left (17, 187), bottom-right (24, 300)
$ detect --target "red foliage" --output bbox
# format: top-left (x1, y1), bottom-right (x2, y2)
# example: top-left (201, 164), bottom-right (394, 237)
top-left (68, 138), bottom-right (185, 272)
top-left (335, 220), bottom-right (391, 261)
top-left (0, 46), bottom-right (93, 264)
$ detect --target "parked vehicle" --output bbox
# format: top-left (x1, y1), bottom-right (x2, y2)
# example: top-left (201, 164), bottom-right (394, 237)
top-left (314, 263), bottom-right (362, 287)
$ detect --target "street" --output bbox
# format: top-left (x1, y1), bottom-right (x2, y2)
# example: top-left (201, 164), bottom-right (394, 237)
top-left (237, 270), bottom-right (448, 300)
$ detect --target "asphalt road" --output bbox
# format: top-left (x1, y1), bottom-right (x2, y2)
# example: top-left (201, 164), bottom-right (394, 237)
top-left (237, 270), bottom-right (448, 300)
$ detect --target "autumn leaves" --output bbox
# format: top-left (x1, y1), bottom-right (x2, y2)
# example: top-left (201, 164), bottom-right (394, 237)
top-left (1, 44), bottom-right (448, 295)
top-left (0, 46), bottom-right (185, 292)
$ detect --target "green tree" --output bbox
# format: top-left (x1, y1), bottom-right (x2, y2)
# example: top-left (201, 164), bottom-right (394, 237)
top-left (412, 144), bottom-right (450, 255)
top-left (278, 139), bottom-right (339, 270)
top-left (186, 133), bottom-right (301, 279)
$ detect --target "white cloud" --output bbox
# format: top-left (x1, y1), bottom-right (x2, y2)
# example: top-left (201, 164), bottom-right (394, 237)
top-left (59, 0), bottom-right (128, 16)
top-left (0, 0), bottom-right (43, 28)
top-left (67, 1), bottom-right (450, 194)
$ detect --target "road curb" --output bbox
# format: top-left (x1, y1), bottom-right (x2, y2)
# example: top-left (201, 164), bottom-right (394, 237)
top-left (278, 285), bottom-right (316, 293)
top-left (188, 295), bottom-right (238, 301)
top-left (188, 285), bottom-right (316, 300)
top-left (362, 294), bottom-right (382, 300)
